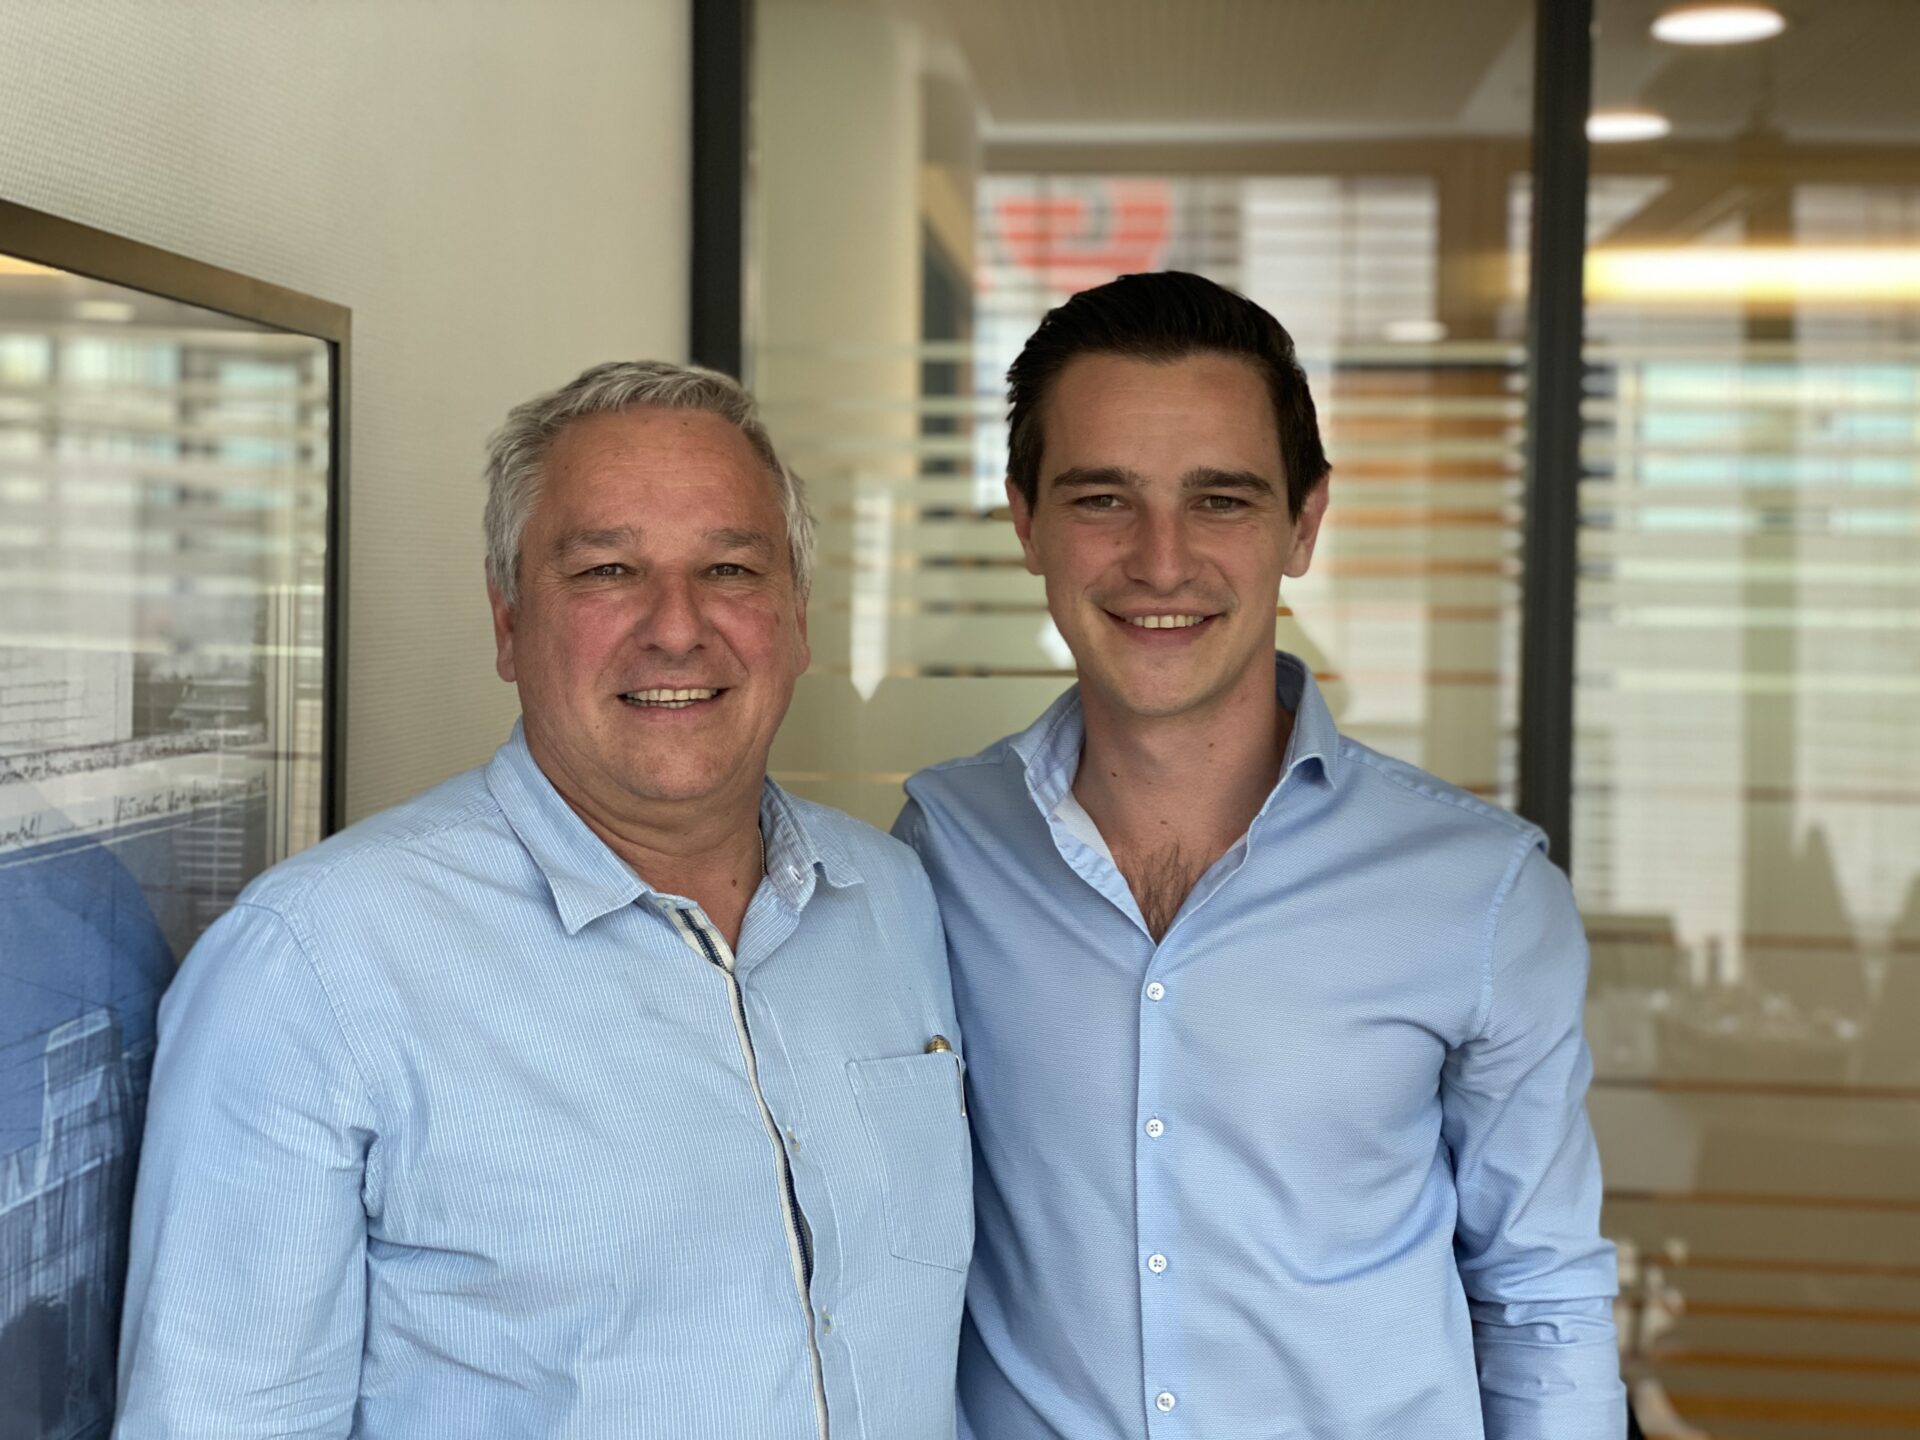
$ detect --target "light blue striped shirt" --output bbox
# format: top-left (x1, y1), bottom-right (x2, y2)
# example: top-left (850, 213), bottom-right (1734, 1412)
top-left (897, 654), bottom-right (1624, 1440)
top-left (116, 724), bottom-right (969, 1440)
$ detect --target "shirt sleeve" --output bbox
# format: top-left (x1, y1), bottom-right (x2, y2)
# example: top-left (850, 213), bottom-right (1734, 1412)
top-left (1440, 842), bottom-right (1627, 1440)
top-left (115, 901), bottom-right (377, 1438)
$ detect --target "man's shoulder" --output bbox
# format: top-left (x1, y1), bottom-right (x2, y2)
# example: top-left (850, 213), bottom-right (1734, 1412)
top-left (902, 731), bottom-right (1025, 814)
top-left (1334, 736), bottom-right (1544, 855)
top-left (238, 764), bottom-right (507, 919)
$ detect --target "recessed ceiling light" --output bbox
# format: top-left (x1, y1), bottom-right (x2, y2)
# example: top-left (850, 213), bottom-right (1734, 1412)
top-left (1588, 246), bottom-right (1920, 304)
top-left (1383, 319), bottom-right (1449, 344)
top-left (74, 299), bottom-right (137, 323)
top-left (1588, 109), bottom-right (1672, 144)
top-left (1652, 4), bottom-right (1787, 45)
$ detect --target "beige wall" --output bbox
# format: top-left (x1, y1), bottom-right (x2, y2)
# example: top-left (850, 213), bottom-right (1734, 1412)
top-left (0, 0), bottom-right (690, 821)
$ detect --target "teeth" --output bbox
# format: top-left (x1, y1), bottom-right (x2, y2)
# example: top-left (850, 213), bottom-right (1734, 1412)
top-left (623, 688), bottom-right (720, 707)
top-left (1125, 614), bottom-right (1205, 629)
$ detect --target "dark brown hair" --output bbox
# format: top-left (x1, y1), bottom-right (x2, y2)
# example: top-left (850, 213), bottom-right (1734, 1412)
top-left (1005, 271), bottom-right (1329, 518)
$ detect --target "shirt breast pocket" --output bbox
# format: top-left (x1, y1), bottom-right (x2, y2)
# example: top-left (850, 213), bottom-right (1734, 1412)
top-left (846, 1052), bottom-right (974, 1273)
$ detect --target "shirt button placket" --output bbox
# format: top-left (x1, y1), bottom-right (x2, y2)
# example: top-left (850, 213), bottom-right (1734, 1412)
top-left (1139, 968), bottom-right (1178, 1429)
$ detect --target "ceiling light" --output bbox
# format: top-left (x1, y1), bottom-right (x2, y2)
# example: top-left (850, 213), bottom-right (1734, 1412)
top-left (74, 299), bottom-right (136, 323)
top-left (1587, 247), bottom-right (1920, 304)
top-left (1383, 319), bottom-right (1449, 344)
top-left (1587, 109), bottom-right (1672, 143)
top-left (1652, 4), bottom-right (1786, 45)
top-left (0, 255), bottom-right (63, 277)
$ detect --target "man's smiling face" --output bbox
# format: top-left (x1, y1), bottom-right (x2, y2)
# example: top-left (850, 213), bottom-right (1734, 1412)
top-left (1010, 350), bottom-right (1327, 726)
top-left (490, 405), bottom-right (809, 817)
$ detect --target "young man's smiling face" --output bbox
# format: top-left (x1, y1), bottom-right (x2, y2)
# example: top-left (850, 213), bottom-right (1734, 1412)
top-left (1010, 350), bottom-right (1328, 727)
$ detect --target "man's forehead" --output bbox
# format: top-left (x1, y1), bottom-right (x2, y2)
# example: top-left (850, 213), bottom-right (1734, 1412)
top-left (550, 405), bottom-right (758, 468)
top-left (1037, 354), bottom-right (1285, 491)
top-left (1045, 352), bottom-right (1276, 432)
top-left (538, 416), bottom-right (781, 508)
top-left (549, 522), bottom-right (777, 555)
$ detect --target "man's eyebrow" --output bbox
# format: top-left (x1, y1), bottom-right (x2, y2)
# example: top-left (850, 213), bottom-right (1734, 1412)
top-left (1046, 466), bottom-right (1142, 491)
top-left (1183, 468), bottom-right (1276, 495)
top-left (553, 526), bottom-right (639, 559)
top-left (705, 527), bottom-right (775, 554)
top-left (1043, 466), bottom-right (1277, 495)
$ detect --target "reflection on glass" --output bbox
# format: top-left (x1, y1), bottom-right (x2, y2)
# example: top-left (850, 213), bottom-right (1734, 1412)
top-left (754, 0), bottom-right (1535, 826)
top-left (0, 253), bottom-right (331, 1434)
top-left (1580, 6), bottom-right (1920, 1433)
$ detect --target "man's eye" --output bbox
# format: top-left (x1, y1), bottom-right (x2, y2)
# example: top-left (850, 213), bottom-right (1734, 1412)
top-left (1198, 495), bottom-right (1247, 513)
top-left (583, 563), bottom-right (625, 577)
top-left (1076, 494), bottom-right (1123, 511)
top-left (710, 562), bottom-right (749, 577)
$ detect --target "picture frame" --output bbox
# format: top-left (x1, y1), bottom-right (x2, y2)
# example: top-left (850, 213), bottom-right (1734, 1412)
top-left (0, 198), bottom-right (348, 1437)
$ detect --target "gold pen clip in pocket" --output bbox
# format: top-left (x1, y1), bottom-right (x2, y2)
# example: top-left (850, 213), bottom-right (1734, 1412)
top-left (924, 1034), bottom-right (966, 1117)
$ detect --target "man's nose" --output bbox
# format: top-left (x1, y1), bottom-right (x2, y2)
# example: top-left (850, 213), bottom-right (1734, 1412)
top-left (634, 573), bottom-right (709, 655)
top-left (1124, 508), bottom-right (1198, 593)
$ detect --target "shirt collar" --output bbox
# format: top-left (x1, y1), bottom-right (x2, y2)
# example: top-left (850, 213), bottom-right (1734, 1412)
top-left (1010, 650), bottom-right (1344, 818)
top-left (485, 721), bottom-right (859, 937)
top-left (1274, 650), bottom-right (1343, 789)
top-left (759, 776), bottom-right (863, 903)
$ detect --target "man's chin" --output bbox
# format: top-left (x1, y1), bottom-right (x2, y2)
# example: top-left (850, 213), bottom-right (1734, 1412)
top-left (1073, 641), bottom-right (1269, 723)
top-left (1081, 666), bottom-right (1222, 723)
top-left (618, 767), bottom-right (749, 809)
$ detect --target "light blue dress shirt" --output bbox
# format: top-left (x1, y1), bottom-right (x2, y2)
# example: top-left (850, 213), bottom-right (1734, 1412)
top-left (116, 724), bottom-right (969, 1440)
top-left (897, 654), bottom-right (1624, 1440)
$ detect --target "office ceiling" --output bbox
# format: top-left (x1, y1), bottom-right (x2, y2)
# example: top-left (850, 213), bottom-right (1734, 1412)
top-left (923, 0), bottom-right (1533, 137)
top-left (908, 0), bottom-right (1920, 144)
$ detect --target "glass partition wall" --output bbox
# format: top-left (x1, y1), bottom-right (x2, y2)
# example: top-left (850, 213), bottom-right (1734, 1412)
top-left (1579, 2), bottom-right (1920, 1434)
top-left (753, 0), bottom-right (1537, 824)
top-left (744, 1), bottom-right (1919, 1433)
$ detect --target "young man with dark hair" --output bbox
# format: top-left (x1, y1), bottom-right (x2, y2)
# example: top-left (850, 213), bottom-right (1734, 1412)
top-left (897, 272), bottom-right (1624, 1438)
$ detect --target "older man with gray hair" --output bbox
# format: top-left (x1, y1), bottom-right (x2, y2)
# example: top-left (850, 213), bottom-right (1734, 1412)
top-left (115, 362), bottom-right (969, 1440)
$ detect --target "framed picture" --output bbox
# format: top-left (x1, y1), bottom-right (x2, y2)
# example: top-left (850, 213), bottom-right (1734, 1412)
top-left (0, 198), bottom-right (348, 1437)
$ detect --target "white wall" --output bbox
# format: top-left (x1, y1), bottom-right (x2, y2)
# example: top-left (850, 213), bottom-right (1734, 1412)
top-left (0, 0), bottom-right (690, 820)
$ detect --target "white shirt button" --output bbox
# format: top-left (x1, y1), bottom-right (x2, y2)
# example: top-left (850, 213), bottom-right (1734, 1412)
top-left (1144, 1117), bottom-right (1164, 1139)
top-left (784, 1126), bottom-right (800, 1148)
top-left (1155, 1390), bottom-right (1177, 1412)
top-left (1145, 982), bottom-right (1166, 1001)
top-left (820, 1310), bottom-right (833, 1332)
top-left (1147, 1252), bottom-right (1168, 1274)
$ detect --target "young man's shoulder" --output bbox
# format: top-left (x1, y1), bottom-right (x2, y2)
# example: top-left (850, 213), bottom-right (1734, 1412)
top-left (1333, 734), bottom-right (1545, 857)
top-left (903, 729), bottom-right (1030, 808)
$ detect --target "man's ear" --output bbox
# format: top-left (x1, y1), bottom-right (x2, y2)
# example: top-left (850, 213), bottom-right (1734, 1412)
top-left (1006, 477), bottom-right (1043, 577)
top-left (1283, 473), bottom-right (1331, 579)
top-left (489, 580), bottom-right (518, 682)
top-left (793, 584), bottom-right (812, 673)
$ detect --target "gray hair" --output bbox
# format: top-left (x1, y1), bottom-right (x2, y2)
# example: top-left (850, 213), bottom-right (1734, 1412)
top-left (483, 360), bottom-right (815, 608)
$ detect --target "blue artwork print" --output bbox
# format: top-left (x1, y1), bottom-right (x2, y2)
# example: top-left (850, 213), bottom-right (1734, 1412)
top-left (1, 799), bottom-right (176, 1440)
